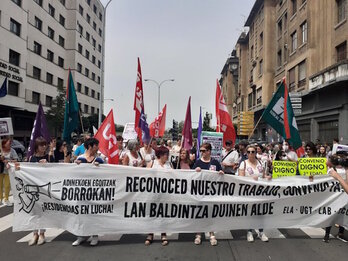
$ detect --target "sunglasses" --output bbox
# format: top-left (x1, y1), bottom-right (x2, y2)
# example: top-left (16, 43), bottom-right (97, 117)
top-left (247, 150), bottom-right (256, 154)
top-left (200, 150), bottom-right (207, 153)
top-left (306, 148), bottom-right (312, 151)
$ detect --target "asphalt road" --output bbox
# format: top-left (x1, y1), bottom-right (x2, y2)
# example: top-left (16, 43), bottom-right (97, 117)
top-left (0, 204), bottom-right (347, 261)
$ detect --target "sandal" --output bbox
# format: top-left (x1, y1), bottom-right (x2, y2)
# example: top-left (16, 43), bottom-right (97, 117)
top-left (161, 235), bottom-right (169, 246)
top-left (194, 234), bottom-right (201, 245)
top-left (145, 234), bottom-right (153, 246)
top-left (210, 235), bottom-right (217, 246)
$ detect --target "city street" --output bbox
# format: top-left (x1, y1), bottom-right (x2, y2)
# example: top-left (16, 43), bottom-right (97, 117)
top-left (1, 199), bottom-right (348, 261)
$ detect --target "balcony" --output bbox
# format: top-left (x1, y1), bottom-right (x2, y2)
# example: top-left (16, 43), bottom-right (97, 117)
top-left (309, 60), bottom-right (348, 91)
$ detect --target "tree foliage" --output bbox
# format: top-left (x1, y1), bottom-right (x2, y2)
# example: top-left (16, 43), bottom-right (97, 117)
top-left (46, 84), bottom-right (65, 137)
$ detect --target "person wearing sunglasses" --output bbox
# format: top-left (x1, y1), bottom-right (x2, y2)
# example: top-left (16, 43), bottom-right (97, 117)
top-left (193, 143), bottom-right (223, 246)
top-left (304, 142), bottom-right (317, 158)
top-left (54, 141), bottom-right (71, 163)
top-left (238, 144), bottom-right (270, 243)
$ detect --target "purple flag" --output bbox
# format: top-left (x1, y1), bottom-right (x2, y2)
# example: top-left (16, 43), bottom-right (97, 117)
top-left (139, 109), bottom-right (151, 144)
top-left (27, 102), bottom-right (51, 159)
top-left (196, 106), bottom-right (202, 159)
top-left (182, 96), bottom-right (192, 150)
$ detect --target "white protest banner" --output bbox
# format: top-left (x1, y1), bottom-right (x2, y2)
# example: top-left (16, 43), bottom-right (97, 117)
top-left (201, 131), bottom-right (223, 161)
top-left (122, 122), bottom-right (138, 142)
top-left (332, 143), bottom-right (348, 155)
top-left (9, 163), bottom-right (348, 236)
top-left (0, 117), bottom-right (14, 136)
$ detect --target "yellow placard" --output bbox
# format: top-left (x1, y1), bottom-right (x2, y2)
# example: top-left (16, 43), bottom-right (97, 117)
top-left (298, 158), bottom-right (327, 176)
top-left (272, 161), bottom-right (297, 178)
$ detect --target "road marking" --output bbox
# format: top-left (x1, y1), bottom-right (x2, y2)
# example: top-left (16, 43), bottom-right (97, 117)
top-left (300, 227), bottom-right (334, 239)
top-left (260, 229), bottom-right (286, 239)
top-left (17, 228), bottom-right (65, 243)
top-left (205, 231), bottom-right (233, 240)
top-left (0, 213), bottom-right (13, 233)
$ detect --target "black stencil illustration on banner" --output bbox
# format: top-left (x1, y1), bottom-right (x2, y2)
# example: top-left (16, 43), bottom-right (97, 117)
top-left (15, 177), bottom-right (57, 213)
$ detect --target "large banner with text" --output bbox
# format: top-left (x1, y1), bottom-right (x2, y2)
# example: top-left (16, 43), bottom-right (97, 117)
top-left (9, 163), bottom-right (348, 236)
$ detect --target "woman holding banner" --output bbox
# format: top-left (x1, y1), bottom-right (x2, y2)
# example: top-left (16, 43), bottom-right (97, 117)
top-left (123, 140), bottom-right (145, 167)
top-left (173, 148), bottom-right (193, 169)
top-left (238, 144), bottom-right (270, 243)
top-left (145, 146), bottom-right (172, 246)
top-left (193, 143), bottom-right (223, 246)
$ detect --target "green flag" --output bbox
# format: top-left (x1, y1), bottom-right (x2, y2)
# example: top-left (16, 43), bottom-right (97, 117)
top-left (63, 70), bottom-right (79, 142)
top-left (262, 79), bottom-right (302, 149)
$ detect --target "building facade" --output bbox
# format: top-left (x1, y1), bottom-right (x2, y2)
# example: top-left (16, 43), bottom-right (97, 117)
top-left (0, 0), bottom-right (105, 143)
top-left (220, 0), bottom-right (348, 144)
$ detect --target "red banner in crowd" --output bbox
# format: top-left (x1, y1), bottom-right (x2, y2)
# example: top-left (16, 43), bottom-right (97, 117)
top-left (150, 104), bottom-right (167, 138)
top-left (133, 58), bottom-right (144, 143)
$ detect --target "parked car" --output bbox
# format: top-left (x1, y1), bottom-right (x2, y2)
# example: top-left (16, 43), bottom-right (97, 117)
top-left (11, 140), bottom-right (26, 161)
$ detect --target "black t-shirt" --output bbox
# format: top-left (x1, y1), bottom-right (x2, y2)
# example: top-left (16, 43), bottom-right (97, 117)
top-left (30, 154), bottom-right (54, 163)
top-left (193, 158), bottom-right (222, 172)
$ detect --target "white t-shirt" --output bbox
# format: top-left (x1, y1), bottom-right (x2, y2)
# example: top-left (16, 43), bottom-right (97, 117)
top-left (152, 159), bottom-right (172, 169)
top-left (285, 150), bottom-right (298, 161)
top-left (240, 160), bottom-right (264, 178)
top-left (222, 149), bottom-right (239, 173)
top-left (140, 147), bottom-right (155, 164)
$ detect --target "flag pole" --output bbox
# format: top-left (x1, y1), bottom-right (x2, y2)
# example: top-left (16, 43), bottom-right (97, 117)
top-left (247, 113), bottom-right (264, 141)
top-left (79, 108), bottom-right (85, 134)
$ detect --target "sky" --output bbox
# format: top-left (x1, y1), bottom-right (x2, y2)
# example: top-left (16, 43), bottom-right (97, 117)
top-left (102, 0), bottom-right (254, 128)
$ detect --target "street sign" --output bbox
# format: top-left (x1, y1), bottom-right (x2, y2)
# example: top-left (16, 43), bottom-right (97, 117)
top-left (292, 104), bottom-right (302, 109)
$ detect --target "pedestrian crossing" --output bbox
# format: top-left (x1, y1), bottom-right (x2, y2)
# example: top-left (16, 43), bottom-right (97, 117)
top-left (0, 208), bottom-right (342, 244)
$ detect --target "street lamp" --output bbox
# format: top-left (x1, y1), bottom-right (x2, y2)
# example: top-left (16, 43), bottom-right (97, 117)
top-left (144, 79), bottom-right (174, 114)
top-left (98, 0), bottom-right (113, 128)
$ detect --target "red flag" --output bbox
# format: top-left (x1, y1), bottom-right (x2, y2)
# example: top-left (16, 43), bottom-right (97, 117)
top-left (94, 110), bottom-right (119, 164)
top-left (149, 104), bottom-right (167, 138)
top-left (133, 57), bottom-right (144, 142)
top-left (216, 80), bottom-right (236, 146)
top-left (182, 96), bottom-right (192, 150)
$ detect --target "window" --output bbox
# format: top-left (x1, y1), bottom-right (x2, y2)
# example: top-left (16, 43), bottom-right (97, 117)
top-left (34, 0), bottom-right (42, 6)
top-left (92, 72), bottom-right (95, 81)
top-left (78, 24), bottom-right (83, 34)
top-left (277, 50), bottom-right (282, 67)
top-left (58, 57), bottom-right (64, 68)
top-left (291, 31), bottom-right (297, 52)
top-left (98, 60), bottom-right (101, 68)
top-left (91, 107), bottom-right (95, 114)
top-left (10, 18), bottom-right (21, 36)
top-left (250, 45), bottom-right (254, 60)
top-left (78, 43), bottom-right (83, 53)
top-left (77, 63), bottom-right (82, 73)
top-left (337, 0), bottom-right (346, 23)
top-left (9, 49), bottom-right (20, 66)
top-left (32, 91), bottom-right (40, 104)
top-left (12, 0), bottom-right (21, 7)
top-left (98, 44), bottom-right (101, 52)
top-left (87, 14), bottom-right (91, 23)
top-left (92, 38), bottom-right (96, 47)
top-left (59, 15), bottom-right (65, 26)
top-left (99, 29), bottom-right (102, 37)
top-left (48, 27), bottom-right (54, 39)
top-left (92, 56), bottom-right (96, 64)
top-left (298, 60), bottom-right (306, 87)
top-left (91, 89), bottom-right (95, 98)
top-left (289, 67), bottom-right (296, 91)
top-left (79, 5), bottom-right (84, 16)
top-left (97, 76), bottom-right (100, 84)
top-left (47, 50), bottom-right (54, 62)
top-left (93, 22), bottom-right (97, 30)
top-left (85, 68), bottom-right (89, 77)
top-left (58, 78), bottom-right (63, 87)
top-left (77, 82), bottom-right (82, 92)
top-left (84, 104), bottom-right (88, 113)
top-left (86, 50), bottom-right (90, 59)
top-left (59, 0), bottom-right (65, 6)
top-left (93, 5), bottom-right (97, 14)
top-left (248, 93), bottom-right (252, 109)
top-left (336, 41), bottom-right (347, 62)
top-left (284, 12), bottom-right (288, 28)
top-left (34, 17), bottom-right (42, 31)
top-left (277, 20), bottom-right (282, 37)
top-left (48, 4), bottom-right (55, 17)
top-left (46, 96), bottom-right (53, 107)
top-left (86, 32), bottom-right (90, 41)
top-left (85, 86), bottom-right (89, 95)
top-left (300, 21), bottom-right (307, 44)
top-left (99, 13), bottom-right (103, 21)
top-left (259, 60), bottom-right (263, 75)
top-left (33, 66), bottom-right (41, 80)
top-left (97, 92), bottom-right (100, 100)
top-left (256, 88), bottom-right (262, 105)
top-left (8, 81), bottom-right (19, 96)
top-left (259, 32), bottom-right (263, 48)
top-left (291, 0), bottom-right (297, 16)
top-left (87, 0), bottom-right (91, 6)
top-left (59, 36), bottom-right (65, 47)
top-left (33, 41), bottom-right (42, 55)
top-left (46, 72), bottom-right (53, 84)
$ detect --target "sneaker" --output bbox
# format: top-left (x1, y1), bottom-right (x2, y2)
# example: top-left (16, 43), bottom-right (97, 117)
top-left (4, 200), bottom-right (13, 207)
top-left (28, 235), bottom-right (38, 246)
top-left (247, 231), bottom-right (254, 242)
top-left (322, 234), bottom-right (330, 243)
top-left (37, 235), bottom-right (45, 245)
top-left (258, 232), bottom-right (269, 242)
top-left (336, 234), bottom-right (347, 243)
top-left (90, 235), bottom-right (99, 246)
top-left (72, 237), bottom-right (86, 246)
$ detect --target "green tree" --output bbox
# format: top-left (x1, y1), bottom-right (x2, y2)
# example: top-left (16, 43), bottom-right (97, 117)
top-left (46, 84), bottom-right (65, 137)
top-left (203, 112), bottom-right (214, 131)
